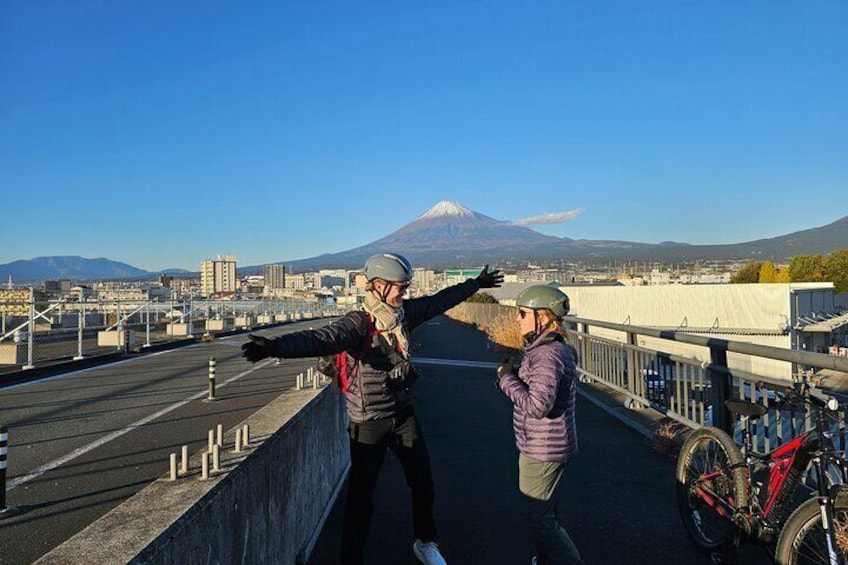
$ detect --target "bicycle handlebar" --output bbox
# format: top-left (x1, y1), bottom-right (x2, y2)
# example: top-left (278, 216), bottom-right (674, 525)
top-left (776, 381), bottom-right (839, 412)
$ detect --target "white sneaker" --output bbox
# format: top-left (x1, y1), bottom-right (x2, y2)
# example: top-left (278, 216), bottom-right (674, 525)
top-left (413, 539), bottom-right (447, 565)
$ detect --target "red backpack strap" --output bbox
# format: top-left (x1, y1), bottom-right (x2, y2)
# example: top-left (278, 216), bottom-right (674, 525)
top-left (338, 312), bottom-right (381, 393)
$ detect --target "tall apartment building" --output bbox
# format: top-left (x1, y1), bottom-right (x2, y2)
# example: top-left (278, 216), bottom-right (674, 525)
top-left (263, 264), bottom-right (286, 290)
top-left (200, 254), bottom-right (237, 298)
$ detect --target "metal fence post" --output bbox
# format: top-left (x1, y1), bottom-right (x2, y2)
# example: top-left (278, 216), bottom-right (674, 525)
top-left (708, 341), bottom-right (733, 435)
top-left (74, 301), bottom-right (84, 360)
top-left (580, 323), bottom-right (592, 376)
top-left (627, 331), bottom-right (638, 396)
top-left (145, 300), bottom-right (151, 348)
top-left (24, 288), bottom-right (35, 370)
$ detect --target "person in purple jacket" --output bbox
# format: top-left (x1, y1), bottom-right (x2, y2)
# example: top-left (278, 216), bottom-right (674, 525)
top-left (496, 285), bottom-right (582, 565)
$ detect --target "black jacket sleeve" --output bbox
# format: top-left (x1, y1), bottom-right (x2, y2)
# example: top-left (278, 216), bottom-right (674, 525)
top-left (270, 311), bottom-right (370, 358)
top-left (403, 278), bottom-right (481, 331)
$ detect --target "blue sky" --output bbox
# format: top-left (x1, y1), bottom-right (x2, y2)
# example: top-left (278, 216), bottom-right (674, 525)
top-left (2, 1), bottom-right (846, 271)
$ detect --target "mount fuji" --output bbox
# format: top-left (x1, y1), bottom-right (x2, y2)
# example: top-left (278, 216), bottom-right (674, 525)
top-left (256, 200), bottom-right (644, 271)
top-left (249, 200), bottom-right (848, 272)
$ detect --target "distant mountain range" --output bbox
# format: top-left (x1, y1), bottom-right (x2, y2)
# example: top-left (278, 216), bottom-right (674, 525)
top-left (247, 201), bottom-right (848, 272)
top-left (2, 201), bottom-right (846, 282)
top-left (0, 257), bottom-right (189, 284)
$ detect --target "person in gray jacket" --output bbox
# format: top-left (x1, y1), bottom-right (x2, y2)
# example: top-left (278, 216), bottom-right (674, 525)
top-left (242, 253), bottom-right (502, 565)
top-left (496, 285), bottom-right (582, 565)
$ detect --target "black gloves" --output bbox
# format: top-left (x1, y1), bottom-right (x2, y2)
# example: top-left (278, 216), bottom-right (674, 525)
top-left (476, 265), bottom-right (504, 289)
top-left (241, 333), bottom-right (274, 363)
top-left (497, 356), bottom-right (515, 378)
top-left (496, 356), bottom-right (515, 390)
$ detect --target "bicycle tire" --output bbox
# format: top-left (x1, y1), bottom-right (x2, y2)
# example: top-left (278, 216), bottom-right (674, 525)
top-left (676, 426), bottom-right (747, 555)
top-left (774, 488), bottom-right (848, 565)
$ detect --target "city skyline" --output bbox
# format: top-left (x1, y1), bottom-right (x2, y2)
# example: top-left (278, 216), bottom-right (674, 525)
top-left (2, 2), bottom-right (846, 271)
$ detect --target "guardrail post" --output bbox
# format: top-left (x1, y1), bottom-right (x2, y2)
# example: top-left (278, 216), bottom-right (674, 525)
top-left (708, 342), bottom-right (733, 435)
top-left (24, 288), bottom-right (35, 370)
top-left (208, 358), bottom-right (216, 401)
top-left (579, 323), bottom-right (592, 376)
top-left (74, 301), bottom-right (85, 360)
top-left (145, 300), bottom-right (151, 348)
top-left (627, 331), bottom-right (638, 396)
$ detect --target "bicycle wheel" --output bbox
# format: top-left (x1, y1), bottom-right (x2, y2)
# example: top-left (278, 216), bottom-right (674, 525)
top-left (774, 491), bottom-right (848, 565)
top-left (676, 426), bottom-right (747, 555)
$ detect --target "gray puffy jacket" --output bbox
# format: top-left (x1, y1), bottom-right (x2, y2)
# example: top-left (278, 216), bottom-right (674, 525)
top-left (498, 332), bottom-right (578, 463)
top-left (270, 279), bottom-right (480, 422)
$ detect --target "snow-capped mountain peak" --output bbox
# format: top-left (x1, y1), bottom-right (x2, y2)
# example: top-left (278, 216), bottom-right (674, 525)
top-left (419, 200), bottom-right (475, 219)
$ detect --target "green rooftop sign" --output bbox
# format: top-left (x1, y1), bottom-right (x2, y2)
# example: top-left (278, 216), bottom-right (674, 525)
top-left (445, 269), bottom-right (483, 277)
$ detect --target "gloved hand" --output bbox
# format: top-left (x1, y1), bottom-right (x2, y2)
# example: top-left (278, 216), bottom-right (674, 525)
top-left (476, 265), bottom-right (504, 288)
top-left (496, 356), bottom-right (515, 390)
top-left (389, 359), bottom-right (412, 382)
top-left (241, 333), bottom-right (274, 363)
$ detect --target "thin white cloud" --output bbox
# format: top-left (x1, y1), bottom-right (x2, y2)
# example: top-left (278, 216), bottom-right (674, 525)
top-left (511, 209), bottom-right (585, 227)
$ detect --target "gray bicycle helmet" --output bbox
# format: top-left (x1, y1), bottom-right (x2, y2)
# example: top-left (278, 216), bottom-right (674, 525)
top-left (364, 253), bottom-right (414, 283)
top-left (515, 285), bottom-right (570, 318)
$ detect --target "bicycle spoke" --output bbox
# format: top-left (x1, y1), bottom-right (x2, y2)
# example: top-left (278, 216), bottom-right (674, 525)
top-left (684, 437), bottom-right (733, 544)
top-left (792, 511), bottom-right (848, 564)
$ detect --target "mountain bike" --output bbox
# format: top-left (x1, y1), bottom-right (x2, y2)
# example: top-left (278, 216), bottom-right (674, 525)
top-left (676, 380), bottom-right (848, 564)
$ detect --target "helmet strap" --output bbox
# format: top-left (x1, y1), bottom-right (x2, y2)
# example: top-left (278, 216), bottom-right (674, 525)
top-left (377, 280), bottom-right (392, 304)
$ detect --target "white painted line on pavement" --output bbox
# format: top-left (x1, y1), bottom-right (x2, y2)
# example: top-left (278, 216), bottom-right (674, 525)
top-left (412, 357), bottom-right (498, 369)
top-left (6, 358), bottom-right (274, 492)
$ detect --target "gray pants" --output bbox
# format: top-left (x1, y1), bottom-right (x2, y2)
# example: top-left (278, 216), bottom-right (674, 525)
top-left (519, 454), bottom-right (583, 565)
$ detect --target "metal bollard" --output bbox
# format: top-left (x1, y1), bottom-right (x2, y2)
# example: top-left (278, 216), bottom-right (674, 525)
top-left (235, 429), bottom-right (243, 453)
top-left (208, 357), bottom-right (216, 401)
top-left (201, 452), bottom-right (209, 480)
top-left (1, 425), bottom-right (20, 517)
top-left (312, 367), bottom-right (319, 389)
top-left (0, 426), bottom-right (8, 509)
top-left (180, 445), bottom-right (189, 475)
top-left (212, 444), bottom-right (220, 472)
top-left (169, 453), bottom-right (178, 481)
top-left (208, 430), bottom-right (215, 453)
top-left (216, 424), bottom-right (223, 447)
top-left (242, 424), bottom-right (250, 447)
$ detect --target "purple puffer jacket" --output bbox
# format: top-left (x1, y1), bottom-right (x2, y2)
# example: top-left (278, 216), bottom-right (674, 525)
top-left (498, 332), bottom-right (578, 463)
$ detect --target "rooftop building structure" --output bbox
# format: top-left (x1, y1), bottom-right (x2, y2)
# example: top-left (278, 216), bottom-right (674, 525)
top-left (200, 255), bottom-right (237, 298)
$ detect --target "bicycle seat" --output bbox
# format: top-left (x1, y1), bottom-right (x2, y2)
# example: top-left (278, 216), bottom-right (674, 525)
top-left (724, 399), bottom-right (768, 420)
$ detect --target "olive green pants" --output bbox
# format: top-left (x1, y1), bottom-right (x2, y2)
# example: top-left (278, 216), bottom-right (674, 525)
top-left (518, 454), bottom-right (583, 565)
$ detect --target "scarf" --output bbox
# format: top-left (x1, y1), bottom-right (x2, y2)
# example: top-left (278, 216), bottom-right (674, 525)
top-left (363, 293), bottom-right (410, 358)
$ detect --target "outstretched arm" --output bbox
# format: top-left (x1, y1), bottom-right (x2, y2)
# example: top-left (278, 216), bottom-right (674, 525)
top-left (404, 265), bottom-right (504, 329)
top-left (241, 312), bottom-right (368, 363)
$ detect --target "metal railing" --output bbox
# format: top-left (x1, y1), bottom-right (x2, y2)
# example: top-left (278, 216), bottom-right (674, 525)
top-left (0, 291), bottom-right (354, 372)
top-left (446, 301), bottom-right (848, 452)
top-left (566, 315), bottom-right (848, 453)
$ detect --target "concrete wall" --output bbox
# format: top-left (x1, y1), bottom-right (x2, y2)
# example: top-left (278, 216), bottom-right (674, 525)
top-left (37, 385), bottom-right (349, 565)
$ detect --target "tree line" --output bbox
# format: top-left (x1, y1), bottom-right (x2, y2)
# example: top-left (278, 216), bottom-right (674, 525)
top-left (730, 250), bottom-right (848, 293)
